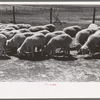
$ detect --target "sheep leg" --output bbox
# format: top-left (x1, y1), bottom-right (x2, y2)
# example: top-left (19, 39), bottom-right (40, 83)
top-left (37, 47), bottom-right (41, 52)
top-left (41, 46), bottom-right (44, 56)
top-left (90, 46), bottom-right (95, 56)
top-left (0, 50), bottom-right (2, 57)
top-left (26, 47), bottom-right (31, 57)
top-left (31, 46), bottom-right (35, 58)
top-left (52, 50), bottom-right (55, 57)
top-left (67, 46), bottom-right (70, 56)
top-left (3, 49), bottom-right (7, 57)
top-left (63, 49), bottom-right (66, 57)
top-left (91, 50), bottom-right (94, 57)
top-left (3, 41), bottom-right (7, 56)
top-left (50, 49), bottom-right (55, 57)
top-left (0, 48), bottom-right (3, 57)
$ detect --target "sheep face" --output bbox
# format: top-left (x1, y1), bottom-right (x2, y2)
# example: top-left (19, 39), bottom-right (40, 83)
top-left (43, 46), bottom-right (51, 56)
top-left (17, 48), bottom-right (21, 56)
top-left (45, 24), bottom-right (55, 32)
top-left (81, 46), bottom-right (89, 55)
top-left (17, 48), bottom-right (24, 56)
top-left (76, 43), bottom-right (82, 52)
top-left (6, 40), bottom-right (13, 48)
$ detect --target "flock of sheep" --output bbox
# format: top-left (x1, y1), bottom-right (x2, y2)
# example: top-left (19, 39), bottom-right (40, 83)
top-left (0, 22), bottom-right (100, 59)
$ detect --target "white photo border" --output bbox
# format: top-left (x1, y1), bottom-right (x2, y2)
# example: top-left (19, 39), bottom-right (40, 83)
top-left (0, 1), bottom-right (100, 99)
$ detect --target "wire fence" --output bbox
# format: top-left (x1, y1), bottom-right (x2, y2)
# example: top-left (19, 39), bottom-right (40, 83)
top-left (0, 5), bottom-right (100, 30)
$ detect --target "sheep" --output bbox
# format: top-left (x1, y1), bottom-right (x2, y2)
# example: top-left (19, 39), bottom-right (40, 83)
top-left (17, 24), bottom-right (31, 29)
top-left (6, 32), bottom-right (34, 50)
top-left (29, 26), bottom-right (45, 32)
top-left (75, 28), bottom-right (95, 53)
top-left (45, 31), bottom-right (66, 45)
top-left (88, 23), bottom-right (98, 29)
top-left (6, 24), bottom-right (19, 30)
top-left (19, 28), bottom-right (30, 33)
top-left (29, 24), bottom-right (55, 32)
top-left (44, 34), bottom-right (72, 57)
top-left (3, 27), bottom-right (15, 31)
top-left (35, 30), bottom-right (49, 35)
top-left (6, 30), bottom-right (49, 51)
top-left (80, 30), bottom-right (100, 56)
top-left (0, 34), bottom-right (7, 57)
top-left (0, 28), bottom-right (15, 32)
top-left (63, 25), bottom-right (81, 37)
top-left (0, 30), bottom-right (20, 40)
top-left (88, 23), bottom-right (99, 33)
top-left (44, 24), bottom-right (55, 32)
top-left (17, 33), bottom-right (46, 58)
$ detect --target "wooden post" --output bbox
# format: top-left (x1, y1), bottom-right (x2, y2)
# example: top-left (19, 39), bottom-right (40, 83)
top-left (13, 6), bottom-right (16, 24)
top-left (93, 7), bottom-right (96, 23)
top-left (50, 7), bottom-right (52, 24)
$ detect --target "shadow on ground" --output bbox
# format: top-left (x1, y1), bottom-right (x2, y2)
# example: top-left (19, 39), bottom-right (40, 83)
top-left (52, 53), bottom-right (77, 61)
top-left (16, 52), bottom-right (51, 61)
top-left (0, 55), bottom-right (11, 60)
top-left (84, 53), bottom-right (100, 60)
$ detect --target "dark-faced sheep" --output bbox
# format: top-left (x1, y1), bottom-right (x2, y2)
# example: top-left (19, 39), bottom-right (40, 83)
top-left (81, 30), bottom-right (100, 56)
top-left (63, 25), bottom-right (81, 37)
top-left (17, 33), bottom-right (46, 58)
top-left (44, 24), bottom-right (55, 32)
top-left (0, 34), bottom-right (7, 56)
top-left (44, 34), bottom-right (72, 57)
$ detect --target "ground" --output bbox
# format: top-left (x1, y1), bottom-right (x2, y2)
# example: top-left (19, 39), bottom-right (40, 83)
top-left (0, 50), bottom-right (100, 82)
top-left (0, 5), bottom-right (100, 82)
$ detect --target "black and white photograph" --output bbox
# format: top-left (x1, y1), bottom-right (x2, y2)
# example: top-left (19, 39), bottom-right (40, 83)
top-left (0, 1), bottom-right (100, 98)
top-left (0, 2), bottom-right (100, 82)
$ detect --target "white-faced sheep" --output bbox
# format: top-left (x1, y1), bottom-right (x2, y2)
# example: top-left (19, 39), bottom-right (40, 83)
top-left (29, 24), bottom-right (55, 32)
top-left (6, 32), bottom-right (34, 50)
top-left (44, 34), bottom-right (72, 57)
top-left (88, 23), bottom-right (99, 33)
top-left (63, 25), bottom-right (81, 37)
top-left (75, 28), bottom-right (95, 53)
top-left (45, 31), bottom-right (66, 45)
top-left (88, 23), bottom-right (98, 29)
top-left (0, 34), bottom-right (7, 57)
top-left (80, 30), bottom-right (100, 56)
top-left (17, 33), bottom-right (46, 58)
